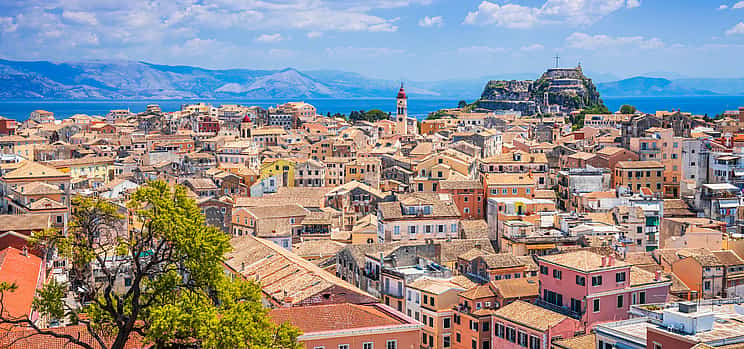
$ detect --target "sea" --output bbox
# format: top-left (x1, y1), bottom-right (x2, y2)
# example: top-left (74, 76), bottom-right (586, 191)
top-left (0, 96), bottom-right (743, 121)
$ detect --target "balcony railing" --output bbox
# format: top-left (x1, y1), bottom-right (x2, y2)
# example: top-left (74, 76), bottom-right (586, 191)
top-left (535, 299), bottom-right (583, 320)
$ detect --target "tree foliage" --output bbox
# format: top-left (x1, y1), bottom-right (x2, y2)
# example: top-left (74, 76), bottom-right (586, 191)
top-left (348, 109), bottom-right (390, 122)
top-left (0, 181), bottom-right (300, 349)
top-left (619, 104), bottom-right (637, 114)
top-left (572, 104), bottom-right (610, 131)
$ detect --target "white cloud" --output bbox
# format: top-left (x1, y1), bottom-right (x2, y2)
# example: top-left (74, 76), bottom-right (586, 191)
top-left (520, 43), bottom-right (545, 51)
top-left (465, 0), bottom-right (640, 28)
top-left (734, 1), bottom-right (744, 9)
top-left (62, 11), bottom-right (99, 26)
top-left (719, 4), bottom-right (729, 10)
top-left (255, 33), bottom-right (283, 43)
top-left (418, 15), bottom-right (442, 27)
top-left (456, 46), bottom-right (506, 55)
top-left (307, 31), bottom-right (322, 38)
top-left (726, 22), bottom-right (744, 35)
top-left (626, 0), bottom-right (641, 8)
top-left (566, 32), bottom-right (665, 50)
top-left (464, 2), bottom-right (539, 29)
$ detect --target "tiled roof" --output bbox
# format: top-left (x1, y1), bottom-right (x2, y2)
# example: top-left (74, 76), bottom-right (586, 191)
top-left (629, 266), bottom-right (669, 287)
top-left (0, 247), bottom-right (42, 319)
top-left (407, 277), bottom-right (465, 295)
top-left (269, 303), bottom-right (405, 333)
top-left (459, 284), bottom-right (495, 300)
top-left (458, 248), bottom-right (489, 262)
top-left (16, 182), bottom-right (63, 195)
top-left (553, 333), bottom-right (597, 349)
top-left (493, 300), bottom-right (570, 331)
top-left (539, 250), bottom-right (629, 272)
top-left (27, 197), bottom-right (66, 210)
top-left (292, 239), bottom-right (345, 258)
top-left (0, 214), bottom-right (50, 232)
top-left (440, 180), bottom-right (481, 190)
top-left (460, 220), bottom-right (488, 239)
top-left (712, 250), bottom-right (744, 266)
top-left (492, 277), bottom-right (539, 299)
top-left (3, 161), bottom-right (68, 179)
top-left (483, 173), bottom-right (536, 186)
top-left (616, 160), bottom-right (664, 169)
top-left (244, 204), bottom-right (309, 219)
top-left (226, 235), bottom-right (375, 305)
top-left (481, 253), bottom-right (524, 270)
top-left (0, 324), bottom-right (147, 349)
top-left (378, 192), bottom-right (460, 220)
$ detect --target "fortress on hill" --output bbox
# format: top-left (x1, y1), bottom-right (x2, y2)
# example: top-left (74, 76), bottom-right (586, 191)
top-left (478, 64), bottom-right (602, 115)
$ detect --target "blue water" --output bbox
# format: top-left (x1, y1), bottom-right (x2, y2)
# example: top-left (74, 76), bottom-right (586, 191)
top-left (0, 96), bottom-right (742, 121)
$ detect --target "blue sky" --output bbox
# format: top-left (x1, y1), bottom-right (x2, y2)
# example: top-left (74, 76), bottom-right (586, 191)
top-left (2, 0), bottom-right (744, 81)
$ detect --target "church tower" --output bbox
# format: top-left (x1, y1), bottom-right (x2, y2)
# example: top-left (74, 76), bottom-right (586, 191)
top-left (395, 83), bottom-right (408, 134)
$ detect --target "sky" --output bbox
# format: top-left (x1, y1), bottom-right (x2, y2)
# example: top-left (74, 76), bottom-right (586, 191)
top-left (1, 0), bottom-right (744, 81)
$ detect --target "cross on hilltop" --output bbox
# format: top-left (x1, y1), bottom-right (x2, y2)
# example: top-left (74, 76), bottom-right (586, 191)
top-left (553, 54), bottom-right (560, 68)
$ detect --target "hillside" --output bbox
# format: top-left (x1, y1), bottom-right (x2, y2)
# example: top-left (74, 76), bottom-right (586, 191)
top-left (0, 59), bottom-right (485, 100)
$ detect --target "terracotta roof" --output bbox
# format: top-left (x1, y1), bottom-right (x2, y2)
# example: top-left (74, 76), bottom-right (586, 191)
top-left (27, 197), bottom-right (66, 210)
top-left (553, 333), bottom-right (597, 349)
top-left (616, 160), bottom-right (664, 169)
top-left (292, 239), bottom-right (345, 258)
top-left (460, 220), bottom-right (488, 239)
top-left (483, 173), bottom-right (536, 186)
top-left (0, 214), bottom-right (50, 232)
top-left (440, 180), bottom-right (481, 190)
top-left (493, 300), bottom-right (570, 331)
top-left (458, 248), bottom-right (490, 262)
top-left (481, 253), bottom-right (524, 270)
top-left (3, 161), bottom-right (68, 179)
top-left (243, 204), bottom-right (308, 219)
top-left (629, 266), bottom-right (669, 287)
top-left (0, 247), bottom-right (42, 319)
top-left (492, 277), bottom-right (539, 299)
top-left (407, 277), bottom-right (465, 295)
top-left (712, 250), bottom-right (744, 266)
top-left (459, 284), bottom-right (495, 300)
top-left (269, 303), bottom-right (405, 334)
top-left (539, 250), bottom-right (629, 272)
top-left (0, 324), bottom-right (147, 349)
top-left (378, 192), bottom-right (460, 220)
top-left (16, 182), bottom-right (63, 195)
top-left (596, 146), bottom-right (626, 156)
top-left (226, 235), bottom-right (376, 305)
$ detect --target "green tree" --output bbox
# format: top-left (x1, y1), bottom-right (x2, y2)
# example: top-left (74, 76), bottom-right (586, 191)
top-left (458, 100), bottom-right (468, 108)
top-left (619, 104), bottom-right (637, 114)
top-left (364, 109), bottom-right (388, 121)
top-left (573, 104), bottom-right (610, 131)
top-left (0, 181), bottom-right (300, 349)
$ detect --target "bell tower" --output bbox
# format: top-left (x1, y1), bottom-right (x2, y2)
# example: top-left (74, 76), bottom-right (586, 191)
top-left (395, 82), bottom-right (408, 134)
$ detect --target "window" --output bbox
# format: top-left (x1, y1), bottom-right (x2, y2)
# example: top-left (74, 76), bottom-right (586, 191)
top-left (618, 295), bottom-right (624, 308)
top-left (540, 266), bottom-right (548, 275)
top-left (428, 317), bottom-right (434, 327)
top-left (363, 343), bottom-right (373, 349)
top-left (456, 332), bottom-right (461, 343)
top-left (506, 327), bottom-right (516, 343)
top-left (394, 225), bottom-right (400, 235)
top-left (423, 295), bottom-right (428, 304)
top-left (705, 280), bottom-right (711, 290)
top-left (576, 275), bottom-right (585, 286)
top-left (517, 331), bottom-right (528, 347)
top-left (482, 321), bottom-right (489, 331)
top-left (593, 299), bottom-right (600, 312)
top-left (592, 275), bottom-right (603, 286)
top-left (430, 297), bottom-right (435, 306)
top-left (495, 323), bottom-right (505, 338)
top-left (409, 226), bottom-right (416, 234)
top-left (451, 224), bottom-right (457, 233)
top-left (339, 345), bottom-right (349, 349)
top-left (529, 335), bottom-right (541, 349)
top-left (386, 340), bottom-right (397, 349)
top-left (553, 269), bottom-right (562, 280)
top-left (443, 336), bottom-right (451, 348)
top-left (512, 188), bottom-right (518, 194)
top-left (444, 318), bottom-right (451, 329)
top-left (610, 270), bottom-right (625, 283)
top-left (639, 291), bottom-right (646, 304)
top-left (653, 343), bottom-right (662, 349)
top-left (471, 340), bottom-right (477, 349)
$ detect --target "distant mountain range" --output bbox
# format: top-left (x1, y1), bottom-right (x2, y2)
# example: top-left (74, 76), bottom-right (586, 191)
top-left (3, 58), bottom-right (744, 100)
top-left (597, 76), bottom-right (744, 97)
top-left (0, 59), bottom-right (488, 100)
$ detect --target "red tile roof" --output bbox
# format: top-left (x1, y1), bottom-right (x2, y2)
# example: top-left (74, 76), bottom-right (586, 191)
top-left (0, 325), bottom-right (148, 349)
top-left (269, 303), bottom-right (404, 333)
top-left (0, 247), bottom-right (42, 319)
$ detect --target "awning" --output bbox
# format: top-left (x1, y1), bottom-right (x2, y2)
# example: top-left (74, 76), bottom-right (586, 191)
top-left (720, 201), bottom-right (740, 208)
top-left (527, 243), bottom-right (556, 250)
top-left (735, 171), bottom-right (744, 176)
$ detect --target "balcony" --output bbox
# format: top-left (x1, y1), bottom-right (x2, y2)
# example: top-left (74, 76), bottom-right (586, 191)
top-left (645, 226), bottom-right (659, 233)
top-left (535, 299), bottom-right (583, 320)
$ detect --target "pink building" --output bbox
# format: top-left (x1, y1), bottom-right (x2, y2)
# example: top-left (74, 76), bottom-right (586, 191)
top-left (492, 300), bottom-right (580, 349)
top-left (536, 250), bottom-right (671, 330)
top-left (270, 303), bottom-right (422, 349)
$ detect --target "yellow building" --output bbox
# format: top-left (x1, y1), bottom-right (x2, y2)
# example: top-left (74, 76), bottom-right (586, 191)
top-left (45, 156), bottom-right (115, 183)
top-left (259, 158), bottom-right (296, 187)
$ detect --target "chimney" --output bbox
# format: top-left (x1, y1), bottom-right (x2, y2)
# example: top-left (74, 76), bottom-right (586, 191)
top-left (601, 256), bottom-right (607, 267)
top-left (654, 270), bottom-right (662, 281)
top-left (21, 246), bottom-right (28, 257)
top-left (608, 255), bottom-right (614, 266)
